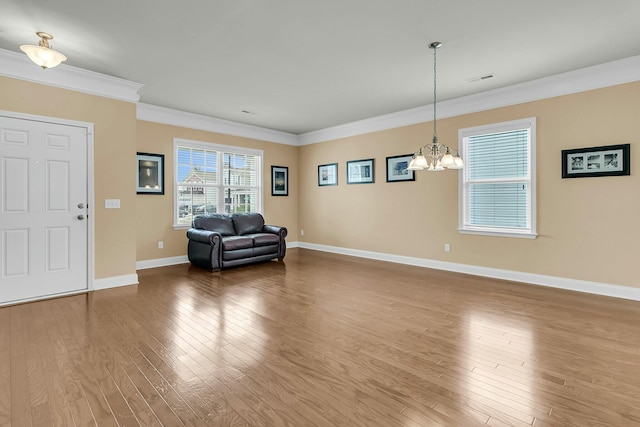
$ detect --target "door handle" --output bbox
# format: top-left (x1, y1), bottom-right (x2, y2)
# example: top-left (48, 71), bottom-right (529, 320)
top-left (77, 214), bottom-right (85, 220)
top-left (78, 203), bottom-right (85, 209)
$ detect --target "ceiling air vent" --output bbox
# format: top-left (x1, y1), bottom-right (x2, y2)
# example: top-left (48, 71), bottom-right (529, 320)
top-left (466, 73), bottom-right (495, 83)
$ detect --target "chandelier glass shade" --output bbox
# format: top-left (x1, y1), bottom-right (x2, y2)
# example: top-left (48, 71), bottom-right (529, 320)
top-left (408, 42), bottom-right (463, 172)
top-left (20, 32), bottom-right (67, 69)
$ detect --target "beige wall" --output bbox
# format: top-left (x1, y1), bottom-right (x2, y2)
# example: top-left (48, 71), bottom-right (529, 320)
top-left (4, 73), bottom-right (638, 290)
top-left (0, 76), bottom-right (138, 279)
top-left (299, 81), bottom-right (640, 288)
top-left (136, 121), bottom-right (299, 261)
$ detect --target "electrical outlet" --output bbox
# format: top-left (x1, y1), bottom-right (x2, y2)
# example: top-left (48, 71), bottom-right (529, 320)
top-left (444, 243), bottom-right (451, 252)
top-left (158, 241), bottom-right (164, 249)
top-left (300, 229), bottom-right (304, 236)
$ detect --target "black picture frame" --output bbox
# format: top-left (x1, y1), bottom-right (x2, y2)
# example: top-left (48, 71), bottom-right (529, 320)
top-left (318, 163), bottom-right (338, 186)
top-left (137, 152), bottom-right (164, 194)
top-left (347, 158), bottom-right (375, 184)
top-left (271, 165), bottom-right (288, 196)
top-left (386, 154), bottom-right (416, 183)
top-left (561, 144), bottom-right (630, 178)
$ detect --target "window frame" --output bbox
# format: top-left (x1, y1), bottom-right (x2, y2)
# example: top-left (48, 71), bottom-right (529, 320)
top-left (458, 117), bottom-right (537, 239)
top-left (173, 138), bottom-right (263, 229)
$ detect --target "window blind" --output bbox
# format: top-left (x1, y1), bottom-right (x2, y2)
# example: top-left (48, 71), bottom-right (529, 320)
top-left (174, 142), bottom-right (262, 226)
top-left (467, 129), bottom-right (530, 230)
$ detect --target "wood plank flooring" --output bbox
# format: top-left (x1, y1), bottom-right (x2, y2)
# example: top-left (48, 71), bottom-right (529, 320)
top-left (1, 248), bottom-right (640, 426)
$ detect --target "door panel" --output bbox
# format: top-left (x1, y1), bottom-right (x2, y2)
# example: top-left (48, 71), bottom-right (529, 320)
top-left (0, 116), bottom-right (88, 305)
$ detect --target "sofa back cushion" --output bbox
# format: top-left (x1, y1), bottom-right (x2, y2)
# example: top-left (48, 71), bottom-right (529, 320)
top-left (193, 214), bottom-right (236, 236)
top-left (232, 213), bottom-right (265, 235)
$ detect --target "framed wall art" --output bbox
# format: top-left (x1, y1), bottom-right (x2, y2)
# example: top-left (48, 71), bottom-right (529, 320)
top-left (271, 165), bottom-right (288, 196)
top-left (137, 152), bottom-right (164, 194)
top-left (347, 158), bottom-right (375, 184)
top-left (561, 144), bottom-right (630, 178)
top-left (386, 154), bottom-right (415, 183)
top-left (318, 163), bottom-right (338, 186)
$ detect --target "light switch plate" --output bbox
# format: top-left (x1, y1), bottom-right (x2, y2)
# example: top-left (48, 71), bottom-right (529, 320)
top-left (105, 199), bottom-right (120, 209)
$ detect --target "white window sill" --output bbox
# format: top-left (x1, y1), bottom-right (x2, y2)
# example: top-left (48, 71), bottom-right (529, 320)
top-left (458, 228), bottom-right (537, 239)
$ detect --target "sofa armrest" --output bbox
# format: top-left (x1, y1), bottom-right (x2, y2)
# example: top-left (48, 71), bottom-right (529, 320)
top-left (263, 225), bottom-right (288, 239)
top-left (263, 225), bottom-right (287, 260)
top-left (187, 228), bottom-right (220, 245)
top-left (187, 229), bottom-right (222, 270)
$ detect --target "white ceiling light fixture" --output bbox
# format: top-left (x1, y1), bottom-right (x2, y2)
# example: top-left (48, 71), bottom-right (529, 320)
top-left (408, 42), bottom-right (463, 172)
top-left (20, 32), bottom-right (68, 69)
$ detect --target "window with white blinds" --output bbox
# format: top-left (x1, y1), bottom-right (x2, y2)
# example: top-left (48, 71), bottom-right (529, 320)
top-left (459, 118), bottom-right (537, 238)
top-left (174, 138), bottom-right (263, 227)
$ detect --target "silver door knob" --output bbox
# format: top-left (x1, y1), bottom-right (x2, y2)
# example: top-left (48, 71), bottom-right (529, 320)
top-left (77, 214), bottom-right (85, 220)
top-left (78, 203), bottom-right (85, 209)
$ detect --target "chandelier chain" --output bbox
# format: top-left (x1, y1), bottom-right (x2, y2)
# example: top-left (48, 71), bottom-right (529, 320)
top-left (433, 44), bottom-right (437, 138)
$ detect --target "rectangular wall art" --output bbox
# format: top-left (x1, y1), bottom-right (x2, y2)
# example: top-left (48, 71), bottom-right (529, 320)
top-left (271, 165), bottom-right (289, 196)
top-left (318, 163), bottom-right (338, 186)
top-left (386, 154), bottom-right (415, 183)
top-left (137, 152), bottom-right (164, 194)
top-left (347, 158), bottom-right (375, 184)
top-left (561, 144), bottom-right (630, 178)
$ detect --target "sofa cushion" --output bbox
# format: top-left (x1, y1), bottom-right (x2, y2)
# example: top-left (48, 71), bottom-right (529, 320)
top-left (232, 213), bottom-right (265, 235)
top-left (223, 248), bottom-right (254, 261)
top-left (222, 236), bottom-right (253, 251)
top-left (193, 214), bottom-right (236, 236)
top-left (247, 233), bottom-right (280, 247)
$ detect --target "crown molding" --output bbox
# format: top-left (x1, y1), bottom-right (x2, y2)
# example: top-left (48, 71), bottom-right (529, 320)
top-left (3, 44), bottom-right (639, 147)
top-left (0, 48), bottom-right (143, 103)
top-left (298, 54), bottom-right (640, 145)
top-left (137, 103), bottom-right (299, 146)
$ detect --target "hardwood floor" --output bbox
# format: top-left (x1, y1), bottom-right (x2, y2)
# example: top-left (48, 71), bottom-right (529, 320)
top-left (1, 248), bottom-right (640, 426)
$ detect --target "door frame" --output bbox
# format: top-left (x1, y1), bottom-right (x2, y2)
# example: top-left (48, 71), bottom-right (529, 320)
top-left (0, 109), bottom-right (95, 295)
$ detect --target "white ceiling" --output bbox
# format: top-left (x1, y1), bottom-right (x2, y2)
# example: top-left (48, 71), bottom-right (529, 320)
top-left (1, 1), bottom-right (639, 135)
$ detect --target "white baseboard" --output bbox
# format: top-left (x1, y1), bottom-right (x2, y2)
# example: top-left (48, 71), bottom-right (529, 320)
top-left (287, 241), bottom-right (300, 249)
top-left (93, 273), bottom-right (139, 291)
top-left (298, 242), bottom-right (640, 302)
top-left (136, 255), bottom-right (189, 270)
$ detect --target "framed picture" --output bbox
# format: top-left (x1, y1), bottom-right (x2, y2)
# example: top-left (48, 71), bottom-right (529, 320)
top-left (271, 165), bottom-right (288, 196)
top-left (137, 152), bottom-right (164, 194)
top-left (386, 154), bottom-right (415, 183)
top-left (561, 144), bottom-right (630, 178)
top-left (318, 163), bottom-right (338, 186)
top-left (347, 158), bottom-right (375, 184)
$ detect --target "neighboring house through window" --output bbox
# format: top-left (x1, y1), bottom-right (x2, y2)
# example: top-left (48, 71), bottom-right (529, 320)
top-left (174, 138), bottom-right (263, 227)
top-left (458, 117), bottom-right (537, 238)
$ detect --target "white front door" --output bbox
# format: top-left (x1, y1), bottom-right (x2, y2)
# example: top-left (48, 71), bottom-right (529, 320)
top-left (0, 115), bottom-right (88, 305)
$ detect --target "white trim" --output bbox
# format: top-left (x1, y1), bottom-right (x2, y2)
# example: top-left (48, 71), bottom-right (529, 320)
top-left (458, 229), bottom-right (537, 239)
top-left (138, 103), bottom-right (298, 146)
top-left (0, 48), bottom-right (142, 103)
top-left (174, 137), bottom-right (264, 157)
top-left (136, 256), bottom-right (189, 270)
top-left (459, 117), bottom-right (537, 238)
top-left (4, 45), bottom-right (639, 147)
top-left (0, 290), bottom-right (89, 308)
top-left (0, 109), bottom-right (96, 297)
top-left (297, 243), bottom-right (640, 302)
top-left (93, 274), bottom-right (139, 291)
top-left (286, 241), bottom-right (300, 248)
top-left (298, 54), bottom-right (640, 145)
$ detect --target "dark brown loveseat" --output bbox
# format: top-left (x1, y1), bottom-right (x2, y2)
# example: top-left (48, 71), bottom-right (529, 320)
top-left (186, 213), bottom-right (287, 271)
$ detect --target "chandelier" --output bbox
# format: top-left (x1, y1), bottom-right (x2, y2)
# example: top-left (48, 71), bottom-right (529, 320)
top-left (408, 42), bottom-right (463, 171)
top-left (20, 32), bottom-right (68, 69)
